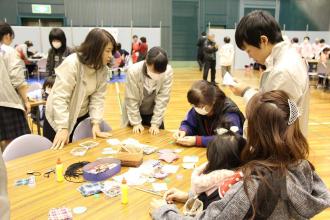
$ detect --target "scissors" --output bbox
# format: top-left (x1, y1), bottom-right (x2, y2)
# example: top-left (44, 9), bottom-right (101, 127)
top-left (43, 168), bottom-right (55, 178)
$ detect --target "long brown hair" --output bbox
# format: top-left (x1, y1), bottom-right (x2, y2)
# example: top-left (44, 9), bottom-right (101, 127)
top-left (241, 90), bottom-right (309, 219)
top-left (77, 28), bottom-right (116, 70)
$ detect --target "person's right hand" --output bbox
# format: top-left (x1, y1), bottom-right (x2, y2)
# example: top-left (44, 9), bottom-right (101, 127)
top-left (229, 83), bottom-right (249, 97)
top-left (51, 128), bottom-right (69, 150)
top-left (132, 124), bottom-right (144, 134)
top-left (163, 188), bottom-right (189, 204)
top-left (173, 130), bottom-right (186, 140)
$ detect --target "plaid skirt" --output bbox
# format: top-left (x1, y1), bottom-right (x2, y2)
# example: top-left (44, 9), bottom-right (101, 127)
top-left (0, 106), bottom-right (31, 141)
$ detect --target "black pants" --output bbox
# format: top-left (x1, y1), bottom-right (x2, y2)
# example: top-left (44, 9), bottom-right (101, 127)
top-left (197, 52), bottom-right (204, 70)
top-left (141, 114), bottom-right (165, 129)
top-left (203, 60), bottom-right (216, 83)
top-left (43, 113), bottom-right (89, 142)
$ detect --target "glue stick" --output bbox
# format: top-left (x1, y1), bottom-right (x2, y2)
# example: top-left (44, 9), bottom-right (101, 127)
top-left (121, 178), bottom-right (128, 204)
top-left (56, 158), bottom-right (64, 182)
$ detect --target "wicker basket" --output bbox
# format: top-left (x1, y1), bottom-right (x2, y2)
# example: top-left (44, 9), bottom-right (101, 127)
top-left (114, 145), bottom-right (143, 167)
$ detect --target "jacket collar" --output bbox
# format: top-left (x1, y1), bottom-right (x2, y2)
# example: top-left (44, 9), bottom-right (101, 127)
top-left (265, 40), bottom-right (289, 69)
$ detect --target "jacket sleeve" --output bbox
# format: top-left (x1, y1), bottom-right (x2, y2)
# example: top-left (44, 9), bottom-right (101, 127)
top-left (151, 67), bottom-right (173, 127)
top-left (191, 165), bottom-right (234, 195)
top-left (152, 181), bottom-right (257, 220)
top-left (46, 49), bottom-right (53, 74)
top-left (88, 69), bottom-right (108, 124)
top-left (51, 58), bottom-right (77, 129)
top-left (124, 68), bottom-right (143, 126)
top-left (5, 48), bottom-right (26, 89)
top-left (179, 108), bottom-right (198, 135)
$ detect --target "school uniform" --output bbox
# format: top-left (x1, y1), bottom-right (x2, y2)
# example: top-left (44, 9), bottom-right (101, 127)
top-left (0, 44), bottom-right (30, 141)
top-left (44, 53), bottom-right (107, 142)
top-left (122, 61), bottom-right (173, 129)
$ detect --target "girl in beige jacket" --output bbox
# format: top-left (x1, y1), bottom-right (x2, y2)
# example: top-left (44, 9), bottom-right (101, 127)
top-left (44, 28), bottom-right (116, 149)
top-left (122, 47), bottom-right (173, 135)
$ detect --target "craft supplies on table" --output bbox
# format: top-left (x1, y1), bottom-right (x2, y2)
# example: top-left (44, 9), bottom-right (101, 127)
top-left (83, 158), bottom-right (121, 182)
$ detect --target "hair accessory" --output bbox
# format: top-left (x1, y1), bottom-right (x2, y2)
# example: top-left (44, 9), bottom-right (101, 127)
top-left (216, 126), bottom-right (239, 135)
top-left (288, 99), bottom-right (301, 125)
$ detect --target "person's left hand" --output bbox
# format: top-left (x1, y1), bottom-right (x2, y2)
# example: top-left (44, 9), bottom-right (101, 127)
top-left (149, 198), bottom-right (168, 215)
top-left (24, 101), bottom-right (31, 114)
top-left (92, 123), bottom-right (112, 139)
top-left (149, 124), bottom-right (160, 135)
top-left (176, 136), bottom-right (196, 146)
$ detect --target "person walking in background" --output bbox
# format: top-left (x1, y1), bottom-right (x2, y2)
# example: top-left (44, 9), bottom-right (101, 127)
top-left (196, 32), bottom-right (207, 71)
top-left (203, 33), bottom-right (218, 84)
top-left (219, 36), bottom-right (234, 77)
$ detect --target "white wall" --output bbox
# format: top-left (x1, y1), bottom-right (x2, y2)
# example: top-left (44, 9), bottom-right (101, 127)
top-left (210, 28), bottom-right (330, 69)
top-left (11, 26), bottom-right (161, 55)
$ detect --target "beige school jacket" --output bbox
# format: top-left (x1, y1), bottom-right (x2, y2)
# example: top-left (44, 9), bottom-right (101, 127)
top-left (0, 44), bottom-right (26, 111)
top-left (45, 53), bottom-right (108, 134)
top-left (244, 41), bottom-right (310, 136)
top-left (122, 61), bottom-right (173, 128)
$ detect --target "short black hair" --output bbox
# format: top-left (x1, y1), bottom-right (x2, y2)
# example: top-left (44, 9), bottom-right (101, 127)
top-left (304, 36), bottom-right (310, 41)
top-left (320, 38), bottom-right (325, 44)
top-left (140, 37), bottom-right (147, 43)
top-left (24, 40), bottom-right (33, 47)
top-left (49, 28), bottom-right (67, 52)
top-left (0, 21), bottom-right (14, 41)
top-left (292, 37), bottom-right (299, 43)
top-left (201, 31), bottom-right (206, 36)
top-left (224, 36), bottom-right (230, 43)
top-left (235, 10), bottom-right (283, 50)
top-left (146, 47), bottom-right (168, 73)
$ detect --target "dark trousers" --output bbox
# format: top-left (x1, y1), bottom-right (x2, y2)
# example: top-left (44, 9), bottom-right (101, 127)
top-left (203, 60), bottom-right (216, 83)
top-left (141, 114), bottom-right (165, 129)
top-left (43, 113), bottom-right (89, 142)
top-left (197, 52), bottom-right (204, 71)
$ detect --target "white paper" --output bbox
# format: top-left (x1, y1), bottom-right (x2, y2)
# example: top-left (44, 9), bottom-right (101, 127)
top-left (162, 165), bottom-right (179, 174)
top-left (102, 147), bottom-right (118, 154)
top-left (182, 163), bottom-right (195, 169)
top-left (152, 183), bottom-right (168, 192)
top-left (183, 156), bottom-right (199, 163)
top-left (222, 72), bottom-right (238, 86)
top-left (106, 138), bottom-right (121, 145)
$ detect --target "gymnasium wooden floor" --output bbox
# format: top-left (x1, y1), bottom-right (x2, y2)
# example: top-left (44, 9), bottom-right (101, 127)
top-left (32, 67), bottom-right (330, 218)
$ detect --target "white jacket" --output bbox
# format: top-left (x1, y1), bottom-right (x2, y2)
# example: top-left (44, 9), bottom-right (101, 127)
top-left (219, 43), bottom-right (234, 66)
top-left (122, 61), bottom-right (173, 128)
top-left (244, 41), bottom-right (309, 136)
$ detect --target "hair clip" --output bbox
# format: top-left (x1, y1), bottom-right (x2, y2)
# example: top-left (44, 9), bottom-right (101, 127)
top-left (288, 99), bottom-right (302, 125)
top-left (216, 126), bottom-right (239, 135)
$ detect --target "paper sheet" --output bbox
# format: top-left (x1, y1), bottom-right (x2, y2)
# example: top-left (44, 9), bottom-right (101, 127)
top-left (222, 72), bottom-right (238, 86)
top-left (152, 183), bottom-right (168, 192)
